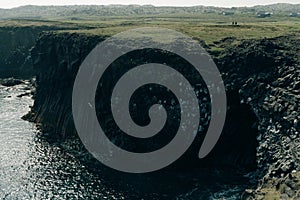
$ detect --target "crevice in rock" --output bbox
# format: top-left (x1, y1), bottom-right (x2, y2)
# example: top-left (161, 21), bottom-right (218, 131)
top-left (201, 90), bottom-right (259, 171)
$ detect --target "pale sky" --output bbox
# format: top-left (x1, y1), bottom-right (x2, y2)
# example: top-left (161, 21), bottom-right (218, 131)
top-left (0, 0), bottom-right (299, 9)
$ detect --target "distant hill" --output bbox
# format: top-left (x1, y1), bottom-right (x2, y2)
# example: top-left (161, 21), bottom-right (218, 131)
top-left (253, 3), bottom-right (300, 12)
top-left (0, 4), bottom-right (299, 19)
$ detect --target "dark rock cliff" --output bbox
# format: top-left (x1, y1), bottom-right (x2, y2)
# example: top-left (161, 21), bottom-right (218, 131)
top-left (215, 37), bottom-right (300, 198)
top-left (27, 32), bottom-right (106, 137)
top-left (0, 26), bottom-right (42, 78)
top-left (26, 32), bottom-right (300, 198)
top-left (0, 26), bottom-right (75, 78)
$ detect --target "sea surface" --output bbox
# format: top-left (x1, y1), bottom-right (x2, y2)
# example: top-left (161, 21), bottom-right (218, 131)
top-left (0, 82), bottom-right (253, 199)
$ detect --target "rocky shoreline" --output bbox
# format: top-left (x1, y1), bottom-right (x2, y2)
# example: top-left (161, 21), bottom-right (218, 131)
top-left (8, 31), bottom-right (299, 199)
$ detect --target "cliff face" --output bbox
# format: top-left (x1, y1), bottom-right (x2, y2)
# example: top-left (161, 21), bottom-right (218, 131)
top-left (215, 37), bottom-right (300, 198)
top-left (217, 38), bottom-right (299, 173)
top-left (0, 26), bottom-right (71, 78)
top-left (27, 32), bottom-right (300, 198)
top-left (28, 32), bottom-right (105, 137)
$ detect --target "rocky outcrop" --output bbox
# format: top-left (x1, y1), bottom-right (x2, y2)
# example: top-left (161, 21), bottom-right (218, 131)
top-left (0, 25), bottom-right (74, 78)
top-left (0, 77), bottom-right (24, 86)
top-left (25, 32), bottom-right (105, 136)
top-left (26, 32), bottom-right (300, 198)
top-left (0, 26), bottom-right (40, 78)
top-left (215, 37), bottom-right (300, 199)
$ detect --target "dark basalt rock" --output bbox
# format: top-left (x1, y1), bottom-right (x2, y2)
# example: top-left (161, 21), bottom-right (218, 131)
top-left (0, 26), bottom-right (45, 78)
top-left (25, 32), bottom-right (106, 138)
top-left (0, 78), bottom-right (24, 87)
top-left (0, 26), bottom-right (82, 79)
top-left (25, 32), bottom-right (300, 199)
top-left (215, 36), bottom-right (300, 198)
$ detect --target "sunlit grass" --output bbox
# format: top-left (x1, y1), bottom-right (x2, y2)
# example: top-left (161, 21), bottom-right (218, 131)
top-left (1, 13), bottom-right (300, 46)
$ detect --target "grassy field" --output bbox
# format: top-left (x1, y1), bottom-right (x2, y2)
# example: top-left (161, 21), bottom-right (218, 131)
top-left (1, 12), bottom-right (300, 47)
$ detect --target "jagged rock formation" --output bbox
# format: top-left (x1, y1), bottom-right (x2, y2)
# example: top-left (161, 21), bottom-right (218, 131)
top-left (215, 37), bottom-right (300, 199)
top-left (25, 32), bottom-right (300, 199)
top-left (0, 25), bottom-right (78, 78)
top-left (26, 32), bottom-right (105, 136)
top-left (0, 77), bottom-right (24, 86)
top-left (0, 26), bottom-right (45, 78)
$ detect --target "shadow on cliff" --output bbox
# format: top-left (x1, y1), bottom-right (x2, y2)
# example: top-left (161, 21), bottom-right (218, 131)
top-left (23, 32), bottom-right (300, 199)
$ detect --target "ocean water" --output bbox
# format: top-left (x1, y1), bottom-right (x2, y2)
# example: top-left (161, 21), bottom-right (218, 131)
top-left (0, 83), bottom-right (253, 199)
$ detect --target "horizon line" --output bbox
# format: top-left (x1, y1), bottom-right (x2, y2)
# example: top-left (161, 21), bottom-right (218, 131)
top-left (1, 2), bottom-right (300, 9)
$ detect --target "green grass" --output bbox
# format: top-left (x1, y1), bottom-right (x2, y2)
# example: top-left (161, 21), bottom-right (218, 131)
top-left (58, 21), bottom-right (300, 46)
top-left (1, 13), bottom-right (300, 46)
